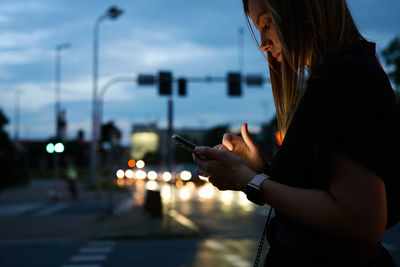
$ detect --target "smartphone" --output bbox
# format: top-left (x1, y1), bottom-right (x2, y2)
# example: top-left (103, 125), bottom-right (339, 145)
top-left (172, 134), bottom-right (197, 153)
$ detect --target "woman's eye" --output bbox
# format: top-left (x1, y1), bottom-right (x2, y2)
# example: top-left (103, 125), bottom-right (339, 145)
top-left (262, 24), bottom-right (271, 31)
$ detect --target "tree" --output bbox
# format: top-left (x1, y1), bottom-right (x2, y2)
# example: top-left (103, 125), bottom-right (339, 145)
top-left (0, 109), bottom-right (29, 190)
top-left (382, 36), bottom-right (400, 93)
top-left (203, 125), bottom-right (230, 147)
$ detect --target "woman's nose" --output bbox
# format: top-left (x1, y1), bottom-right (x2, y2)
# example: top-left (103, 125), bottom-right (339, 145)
top-left (260, 39), bottom-right (272, 52)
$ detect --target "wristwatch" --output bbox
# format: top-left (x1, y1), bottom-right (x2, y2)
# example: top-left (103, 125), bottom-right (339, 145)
top-left (246, 173), bottom-right (270, 205)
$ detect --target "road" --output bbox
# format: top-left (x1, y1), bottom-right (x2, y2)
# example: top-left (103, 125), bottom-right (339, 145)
top-left (0, 179), bottom-right (399, 266)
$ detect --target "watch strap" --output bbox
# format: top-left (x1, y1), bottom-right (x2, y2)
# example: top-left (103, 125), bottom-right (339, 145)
top-left (248, 173), bottom-right (270, 188)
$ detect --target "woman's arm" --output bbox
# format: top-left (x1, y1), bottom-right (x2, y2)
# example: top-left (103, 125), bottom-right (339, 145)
top-left (193, 147), bottom-right (387, 248)
top-left (262, 153), bottom-right (387, 248)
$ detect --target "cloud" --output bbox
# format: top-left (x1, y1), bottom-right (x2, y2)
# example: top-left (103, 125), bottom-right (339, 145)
top-left (100, 27), bottom-right (237, 75)
top-left (0, 31), bottom-right (50, 49)
top-left (0, 48), bottom-right (49, 66)
top-left (0, 2), bottom-right (49, 13)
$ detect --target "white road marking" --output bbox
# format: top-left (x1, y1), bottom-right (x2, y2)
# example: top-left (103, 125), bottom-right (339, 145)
top-left (204, 239), bottom-right (224, 251)
top-left (203, 239), bottom-right (252, 267)
top-left (225, 254), bottom-right (251, 267)
top-left (113, 198), bottom-right (134, 214)
top-left (70, 255), bottom-right (107, 262)
top-left (35, 203), bottom-right (70, 216)
top-left (79, 247), bottom-right (113, 254)
top-left (86, 241), bottom-right (115, 247)
top-left (0, 203), bottom-right (44, 216)
top-left (169, 209), bottom-right (200, 233)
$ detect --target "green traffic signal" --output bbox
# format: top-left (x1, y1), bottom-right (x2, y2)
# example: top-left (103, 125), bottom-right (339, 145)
top-left (46, 142), bottom-right (64, 153)
top-left (46, 143), bottom-right (55, 153)
top-left (54, 143), bottom-right (64, 153)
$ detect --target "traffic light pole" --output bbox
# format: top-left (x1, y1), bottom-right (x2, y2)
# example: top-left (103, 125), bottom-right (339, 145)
top-left (167, 97), bottom-right (173, 169)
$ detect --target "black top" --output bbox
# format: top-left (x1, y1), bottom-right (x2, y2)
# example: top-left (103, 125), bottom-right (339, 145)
top-left (268, 40), bottom-right (399, 252)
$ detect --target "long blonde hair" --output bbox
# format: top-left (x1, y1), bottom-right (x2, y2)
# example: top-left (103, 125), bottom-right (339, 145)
top-left (243, 0), bottom-right (365, 133)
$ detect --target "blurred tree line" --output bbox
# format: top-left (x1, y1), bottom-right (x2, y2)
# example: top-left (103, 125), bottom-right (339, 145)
top-left (382, 36), bottom-right (400, 94)
top-left (0, 109), bottom-right (29, 190)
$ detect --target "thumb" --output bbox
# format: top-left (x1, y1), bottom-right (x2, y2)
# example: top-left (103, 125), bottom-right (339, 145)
top-left (241, 123), bottom-right (257, 150)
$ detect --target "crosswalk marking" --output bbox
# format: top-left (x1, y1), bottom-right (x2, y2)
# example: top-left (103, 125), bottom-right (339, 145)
top-left (70, 255), bottom-right (107, 262)
top-left (0, 203), bottom-right (43, 216)
top-left (35, 203), bottom-right (70, 216)
top-left (0, 202), bottom-right (71, 216)
top-left (79, 247), bottom-right (112, 254)
top-left (61, 241), bottom-right (115, 267)
top-left (86, 241), bottom-right (115, 246)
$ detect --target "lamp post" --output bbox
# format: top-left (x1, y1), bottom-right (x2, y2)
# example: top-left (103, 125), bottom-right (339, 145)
top-left (54, 42), bottom-right (70, 200)
top-left (14, 89), bottom-right (21, 145)
top-left (90, 6), bottom-right (124, 187)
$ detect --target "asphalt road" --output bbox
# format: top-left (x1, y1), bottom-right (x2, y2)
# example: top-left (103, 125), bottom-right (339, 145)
top-left (0, 180), bottom-right (399, 266)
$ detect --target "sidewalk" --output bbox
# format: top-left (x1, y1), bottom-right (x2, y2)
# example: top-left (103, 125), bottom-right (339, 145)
top-left (0, 179), bottom-right (201, 241)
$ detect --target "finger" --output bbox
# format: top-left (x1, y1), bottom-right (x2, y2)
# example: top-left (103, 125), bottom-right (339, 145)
top-left (241, 123), bottom-right (257, 150)
top-left (194, 146), bottom-right (223, 159)
top-left (222, 133), bottom-right (234, 151)
top-left (214, 143), bottom-right (230, 152)
top-left (192, 153), bottom-right (207, 169)
top-left (197, 167), bottom-right (209, 178)
top-left (219, 145), bottom-right (230, 152)
top-left (213, 144), bottom-right (224, 150)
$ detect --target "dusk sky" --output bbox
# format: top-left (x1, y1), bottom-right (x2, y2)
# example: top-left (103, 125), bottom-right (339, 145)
top-left (0, 0), bottom-right (399, 145)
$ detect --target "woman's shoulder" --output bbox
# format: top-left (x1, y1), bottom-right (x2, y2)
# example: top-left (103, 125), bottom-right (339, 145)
top-left (309, 41), bottom-right (380, 85)
top-left (307, 40), bottom-right (393, 105)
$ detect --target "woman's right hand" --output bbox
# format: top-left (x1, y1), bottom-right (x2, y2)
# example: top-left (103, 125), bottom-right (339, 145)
top-left (221, 123), bottom-right (270, 173)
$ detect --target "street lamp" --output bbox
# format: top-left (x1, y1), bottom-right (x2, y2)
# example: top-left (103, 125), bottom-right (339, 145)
top-left (90, 6), bottom-right (124, 187)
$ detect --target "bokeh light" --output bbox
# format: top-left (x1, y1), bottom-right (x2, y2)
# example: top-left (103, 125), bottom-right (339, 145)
top-left (162, 171), bottom-right (172, 182)
top-left (136, 160), bottom-right (145, 169)
top-left (128, 159), bottom-right (136, 168)
top-left (116, 169), bottom-right (125, 179)
top-left (125, 169), bottom-right (134, 179)
top-left (180, 170), bottom-right (192, 181)
top-left (147, 171), bottom-right (158, 180)
top-left (136, 170), bottom-right (147, 179)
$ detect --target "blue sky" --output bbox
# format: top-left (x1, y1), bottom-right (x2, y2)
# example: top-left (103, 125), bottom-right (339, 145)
top-left (0, 0), bottom-right (399, 145)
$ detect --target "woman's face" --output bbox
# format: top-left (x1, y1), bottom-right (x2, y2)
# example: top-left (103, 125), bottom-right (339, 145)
top-left (248, 0), bottom-right (282, 62)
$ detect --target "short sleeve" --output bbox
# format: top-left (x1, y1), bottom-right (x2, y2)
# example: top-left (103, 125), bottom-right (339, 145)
top-left (310, 63), bottom-right (391, 180)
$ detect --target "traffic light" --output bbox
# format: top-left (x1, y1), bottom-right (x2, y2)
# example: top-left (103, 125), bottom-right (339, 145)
top-left (227, 72), bottom-right (242, 96)
top-left (158, 71), bottom-right (172, 95)
top-left (178, 78), bottom-right (187, 96)
top-left (46, 142), bottom-right (64, 153)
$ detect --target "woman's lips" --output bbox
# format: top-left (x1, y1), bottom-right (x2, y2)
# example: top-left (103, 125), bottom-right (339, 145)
top-left (273, 52), bottom-right (281, 58)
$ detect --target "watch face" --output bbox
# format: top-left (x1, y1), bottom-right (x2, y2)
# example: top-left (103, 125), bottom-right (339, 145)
top-left (246, 184), bottom-right (264, 205)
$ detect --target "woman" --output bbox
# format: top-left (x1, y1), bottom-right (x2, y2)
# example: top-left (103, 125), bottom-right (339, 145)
top-left (192, 0), bottom-right (398, 265)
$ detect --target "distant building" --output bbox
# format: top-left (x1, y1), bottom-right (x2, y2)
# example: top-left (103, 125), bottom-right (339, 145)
top-left (130, 123), bottom-right (207, 167)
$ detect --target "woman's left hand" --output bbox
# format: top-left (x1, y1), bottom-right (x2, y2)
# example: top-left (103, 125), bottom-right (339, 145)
top-left (192, 146), bottom-right (256, 191)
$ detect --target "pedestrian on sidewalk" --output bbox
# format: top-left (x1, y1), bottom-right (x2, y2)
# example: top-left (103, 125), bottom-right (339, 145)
top-left (192, 0), bottom-right (398, 266)
top-left (64, 157), bottom-right (79, 200)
